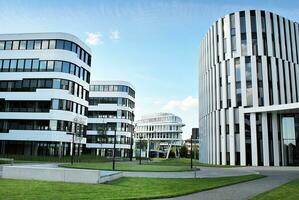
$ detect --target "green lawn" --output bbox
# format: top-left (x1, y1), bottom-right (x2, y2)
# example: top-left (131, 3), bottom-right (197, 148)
top-left (0, 175), bottom-right (263, 200)
top-left (1, 154), bottom-right (111, 163)
top-left (60, 158), bottom-right (235, 172)
top-left (251, 178), bottom-right (299, 200)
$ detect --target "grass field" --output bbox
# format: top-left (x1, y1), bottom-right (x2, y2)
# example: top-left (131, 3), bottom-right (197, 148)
top-left (251, 178), bottom-right (299, 200)
top-left (0, 175), bottom-right (263, 200)
top-left (60, 158), bottom-right (229, 172)
top-left (0, 154), bottom-right (113, 163)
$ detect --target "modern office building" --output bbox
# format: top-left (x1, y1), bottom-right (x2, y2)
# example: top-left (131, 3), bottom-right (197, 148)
top-left (0, 33), bottom-right (91, 156)
top-left (199, 10), bottom-right (299, 166)
top-left (134, 113), bottom-right (184, 158)
top-left (86, 80), bottom-right (135, 158)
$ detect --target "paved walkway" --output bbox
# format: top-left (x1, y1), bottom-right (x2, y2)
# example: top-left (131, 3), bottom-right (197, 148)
top-left (123, 167), bottom-right (256, 178)
top-left (160, 167), bottom-right (299, 200)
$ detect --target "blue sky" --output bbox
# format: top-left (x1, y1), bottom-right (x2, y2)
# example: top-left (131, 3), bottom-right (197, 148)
top-left (1, 0), bottom-right (299, 138)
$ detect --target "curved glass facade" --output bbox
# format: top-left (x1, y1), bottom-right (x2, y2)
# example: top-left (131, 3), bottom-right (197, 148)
top-left (85, 81), bottom-right (135, 158)
top-left (0, 39), bottom-right (91, 66)
top-left (0, 33), bottom-right (91, 156)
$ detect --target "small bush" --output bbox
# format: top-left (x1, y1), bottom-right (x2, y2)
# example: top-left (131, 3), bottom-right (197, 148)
top-left (179, 146), bottom-right (188, 158)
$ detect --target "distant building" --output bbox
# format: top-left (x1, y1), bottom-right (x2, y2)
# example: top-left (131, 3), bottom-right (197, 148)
top-left (0, 33), bottom-right (91, 156)
top-left (85, 81), bottom-right (135, 157)
top-left (134, 113), bottom-right (184, 158)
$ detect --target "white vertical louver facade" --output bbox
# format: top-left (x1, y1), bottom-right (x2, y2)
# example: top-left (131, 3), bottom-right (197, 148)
top-left (86, 80), bottom-right (135, 158)
top-left (199, 10), bottom-right (299, 166)
top-left (0, 33), bottom-right (91, 156)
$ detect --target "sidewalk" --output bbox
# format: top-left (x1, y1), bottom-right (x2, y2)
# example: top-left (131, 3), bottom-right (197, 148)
top-left (160, 169), bottom-right (299, 200)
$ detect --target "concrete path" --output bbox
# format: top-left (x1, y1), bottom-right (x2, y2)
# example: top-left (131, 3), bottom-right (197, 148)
top-left (123, 167), bottom-right (256, 178)
top-left (160, 167), bottom-right (299, 200)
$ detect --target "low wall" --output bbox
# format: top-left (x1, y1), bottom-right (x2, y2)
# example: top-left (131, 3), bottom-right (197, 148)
top-left (2, 166), bottom-right (101, 184)
top-left (99, 171), bottom-right (123, 183)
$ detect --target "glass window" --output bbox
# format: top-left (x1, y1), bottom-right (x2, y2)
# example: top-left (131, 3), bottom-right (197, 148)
top-left (54, 61), bottom-right (62, 72)
top-left (32, 59), bottom-right (39, 71)
top-left (5, 41), bottom-right (12, 50)
top-left (240, 11), bottom-right (246, 33)
top-left (53, 79), bottom-right (61, 89)
top-left (42, 40), bottom-right (49, 49)
top-left (45, 79), bottom-right (52, 88)
top-left (34, 40), bottom-right (41, 49)
top-left (70, 64), bottom-right (75, 75)
top-left (27, 40), bottom-right (34, 50)
top-left (15, 80), bottom-right (22, 90)
top-left (69, 81), bottom-right (74, 94)
top-left (50, 120), bottom-right (57, 131)
top-left (90, 85), bottom-right (95, 91)
top-left (86, 54), bottom-right (89, 64)
top-left (87, 54), bottom-right (91, 66)
top-left (2, 60), bottom-right (10, 72)
top-left (99, 85), bottom-right (103, 91)
top-left (61, 80), bottom-right (69, 90)
top-left (30, 79), bottom-right (38, 88)
top-left (49, 40), bottom-right (56, 49)
top-left (75, 66), bottom-right (80, 77)
top-left (71, 43), bottom-right (77, 53)
top-left (64, 41), bottom-right (71, 51)
top-left (52, 99), bottom-right (59, 109)
top-left (19, 41), bottom-right (27, 50)
top-left (38, 79), bottom-right (45, 88)
top-left (81, 49), bottom-right (85, 61)
top-left (56, 40), bottom-right (64, 49)
top-left (10, 60), bottom-right (17, 72)
top-left (47, 61), bottom-right (54, 71)
top-left (82, 70), bottom-right (87, 82)
top-left (62, 62), bottom-right (70, 73)
top-left (77, 46), bottom-right (81, 58)
top-left (24, 59), bottom-right (32, 72)
top-left (39, 61), bottom-right (47, 71)
top-left (0, 41), bottom-right (5, 50)
top-left (12, 41), bottom-right (19, 50)
top-left (235, 58), bottom-right (241, 82)
top-left (17, 59), bottom-right (24, 72)
top-left (80, 67), bottom-right (84, 79)
top-left (22, 80), bottom-right (30, 88)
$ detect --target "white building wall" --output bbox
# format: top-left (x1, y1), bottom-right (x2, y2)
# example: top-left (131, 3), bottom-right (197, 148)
top-left (0, 33), bottom-right (91, 151)
top-left (199, 10), bottom-right (299, 166)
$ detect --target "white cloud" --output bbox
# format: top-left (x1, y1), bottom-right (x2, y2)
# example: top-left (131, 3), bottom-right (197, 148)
top-left (86, 32), bottom-right (103, 45)
top-left (162, 96), bottom-right (198, 111)
top-left (109, 30), bottom-right (120, 41)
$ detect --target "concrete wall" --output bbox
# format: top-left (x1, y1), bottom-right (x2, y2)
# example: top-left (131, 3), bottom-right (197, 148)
top-left (2, 166), bottom-right (101, 184)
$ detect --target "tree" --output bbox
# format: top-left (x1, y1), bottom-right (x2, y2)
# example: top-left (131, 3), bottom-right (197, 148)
top-left (179, 145), bottom-right (188, 158)
top-left (191, 145), bottom-right (199, 159)
top-left (168, 150), bottom-right (176, 158)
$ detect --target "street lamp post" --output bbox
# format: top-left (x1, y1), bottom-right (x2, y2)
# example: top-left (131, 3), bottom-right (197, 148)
top-left (139, 135), bottom-right (143, 165)
top-left (190, 135), bottom-right (193, 169)
top-left (112, 128), bottom-right (116, 170)
top-left (71, 133), bottom-right (75, 165)
top-left (130, 120), bottom-right (135, 161)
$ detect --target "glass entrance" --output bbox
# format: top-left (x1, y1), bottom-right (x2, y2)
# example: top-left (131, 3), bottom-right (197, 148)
top-left (281, 117), bottom-right (299, 166)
